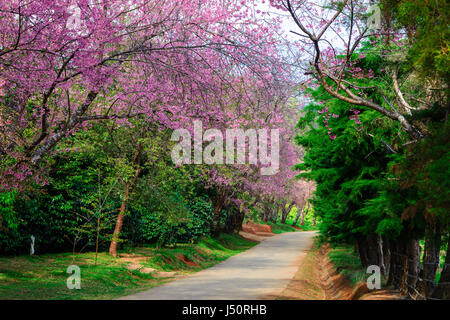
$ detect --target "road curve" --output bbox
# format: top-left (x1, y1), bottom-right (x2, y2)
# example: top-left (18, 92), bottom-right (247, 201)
top-left (119, 231), bottom-right (316, 300)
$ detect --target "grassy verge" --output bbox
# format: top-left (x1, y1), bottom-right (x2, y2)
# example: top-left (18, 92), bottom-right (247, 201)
top-left (293, 222), bottom-right (319, 231)
top-left (256, 219), bottom-right (318, 234)
top-left (0, 234), bottom-right (257, 300)
top-left (266, 222), bottom-right (299, 234)
top-left (327, 245), bottom-right (368, 286)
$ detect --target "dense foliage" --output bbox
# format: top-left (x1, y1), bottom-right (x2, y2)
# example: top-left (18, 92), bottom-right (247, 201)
top-left (296, 37), bottom-right (449, 299)
top-left (0, 0), bottom-right (448, 301)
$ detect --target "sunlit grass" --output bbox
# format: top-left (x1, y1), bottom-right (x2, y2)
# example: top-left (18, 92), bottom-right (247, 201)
top-left (0, 234), bottom-right (256, 300)
top-left (328, 245), bottom-right (367, 286)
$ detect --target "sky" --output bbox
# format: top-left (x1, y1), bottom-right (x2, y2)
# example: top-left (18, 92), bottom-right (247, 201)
top-left (254, 0), bottom-right (302, 42)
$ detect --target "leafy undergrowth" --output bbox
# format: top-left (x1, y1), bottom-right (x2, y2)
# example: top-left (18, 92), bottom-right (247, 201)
top-left (267, 222), bottom-right (299, 234)
top-left (327, 245), bottom-right (368, 286)
top-left (258, 218), bottom-right (318, 234)
top-left (294, 222), bottom-right (319, 231)
top-left (0, 234), bottom-right (256, 300)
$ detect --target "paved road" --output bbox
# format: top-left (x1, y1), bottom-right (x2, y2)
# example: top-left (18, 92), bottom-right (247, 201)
top-left (119, 231), bottom-right (316, 300)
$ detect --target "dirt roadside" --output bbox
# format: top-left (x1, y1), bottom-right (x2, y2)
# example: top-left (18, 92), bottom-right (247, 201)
top-left (264, 243), bottom-right (403, 300)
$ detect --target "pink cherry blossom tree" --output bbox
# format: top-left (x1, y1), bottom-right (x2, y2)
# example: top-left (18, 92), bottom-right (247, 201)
top-left (0, 0), bottom-right (290, 189)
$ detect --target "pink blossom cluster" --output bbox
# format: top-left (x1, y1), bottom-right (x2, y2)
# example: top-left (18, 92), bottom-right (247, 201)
top-left (0, 0), bottom-right (293, 189)
top-left (318, 106), bottom-right (339, 140)
top-left (349, 109), bottom-right (364, 132)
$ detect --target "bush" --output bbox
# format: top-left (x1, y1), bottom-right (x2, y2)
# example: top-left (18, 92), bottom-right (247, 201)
top-left (136, 196), bottom-right (213, 247)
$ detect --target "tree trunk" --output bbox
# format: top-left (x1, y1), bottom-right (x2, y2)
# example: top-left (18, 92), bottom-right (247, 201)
top-left (109, 145), bottom-right (142, 257)
top-left (432, 235), bottom-right (450, 300)
top-left (300, 202), bottom-right (309, 226)
top-left (378, 235), bottom-right (386, 275)
top-left (356, 236), bottom-right (370, 268)
top-left (280, 200), bottom-right (295, 224)
top-left (263, 202), bottom-right (271, 222)
top-left (280, 208), bottom-right (288, 224)
top-left (292, 206), bottom-right (302, 226)
top-left (398, 238), bottom-right (420, 297)
top-left (270, 205), bottom-right (279, 223)
top-left (417, 220), bottom-right (441, 299)
top-left (383, 237), bottom-right (391, 277)
top-left (109, 167), bottom-right (141, 257)
top-left (387, 241), bottom-right (398, 287)
top-left (399, 246), bottom-right (409, 296)
top-left (357, 234), bottom-right (382, 269)
top-left (366, 234), bottom-right (381, 267)
top-left (236, 208), bottom-right (245, 232)
top-left (405, 239), bottom-right (421, 297)
top-left (279, 200), bottom-right (288, 224)
top-left (211, 187), bottom-right (226, 236)
top-left (223, 206), bottom-right (245, 234)
top-left (387, 240), bottom-right (407, 289)
top-left (95, 215), bottom-right (100, 265)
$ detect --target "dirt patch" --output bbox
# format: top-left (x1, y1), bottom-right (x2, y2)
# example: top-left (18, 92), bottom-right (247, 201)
top-left (126, 263), bottom-right (143, 271)
top-left (241, 221), bottom-right (274, 237)
top-left (319, 245), bottom-right (360, 299)
top-left (177, 254), bottom-right (199, 267)
top-left (119, 253), bottom-right (150, 264)
top-left (238, 231), bottom-right (272, 243)
top-left (152, 271), bottom-right (177, 278)
top-left (319, 245), bottom-right (402, 300)
top-left (125, 261), bottom-right (175, 277)
top-left (266, 244), bottom-right (402, 300)
top-left (140, 267), bottom-right (157, 274)
top-left (263, 248), bottom-right (324, 300)
top-left (359, 290), bottom-right (404, 300)
top-left (263, 244), bottom-right (325, 300)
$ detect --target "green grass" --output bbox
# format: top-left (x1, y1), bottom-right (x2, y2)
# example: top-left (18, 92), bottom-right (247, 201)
top-left (328, 245), bottom-right (368, 286)
top-left (257, 216), bottom-right (319, 234)
top-left (266, 222), bottom-right (299, 234)
top-left (249, 204), bottom-right (320, 232)
top-left (0, 234), bottom-right (257, 300)
top-left (294, 221), bottom-right (319, 231)
top-left (253, 219), bottom-right (318, 234)
top-left (284, 217), bottom-right (319, 231)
